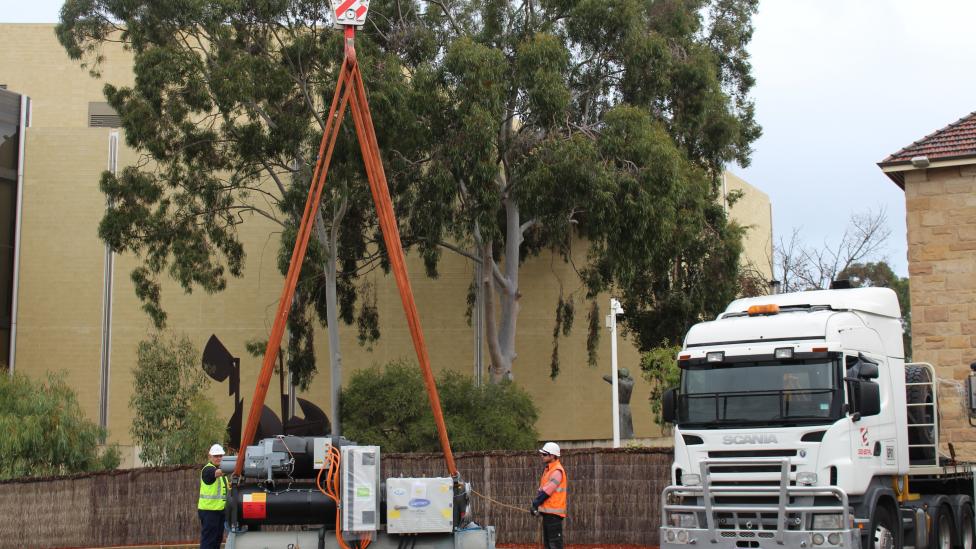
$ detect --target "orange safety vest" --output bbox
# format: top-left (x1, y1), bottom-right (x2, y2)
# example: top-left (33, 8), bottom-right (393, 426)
top-left (538, 460), bottom-right (568, 517)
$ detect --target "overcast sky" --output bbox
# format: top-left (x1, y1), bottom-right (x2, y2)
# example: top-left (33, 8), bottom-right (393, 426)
top-left (739, 0), bottom-right (976, 277)
top-left (7, 0), bottom-right (976, 277)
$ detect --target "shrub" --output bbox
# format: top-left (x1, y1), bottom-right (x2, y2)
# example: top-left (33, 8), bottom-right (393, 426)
top-left (341, 360), bottom-right (538, 452)
top-left (131, 333), bottom-right (226, 465)
top-left (0, 372), bottom-right (120, 479)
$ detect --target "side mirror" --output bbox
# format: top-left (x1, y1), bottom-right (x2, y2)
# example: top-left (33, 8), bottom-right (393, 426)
top-left (856, 353), bottom-right (880, 379)
top-left (858, 362), bottom-right (879, 380)
top-left (858, 362), bottom-right (878, 379)
top-left (847, 354), bottom-right (880, 380)
top-left (856, 381), bottom-right (881, 417)
top-left (662, 388), bottom-right (677, 424)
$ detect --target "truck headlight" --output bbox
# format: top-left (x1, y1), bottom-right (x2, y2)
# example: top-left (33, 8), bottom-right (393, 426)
top-left (682, 473), bottom-right (701, 486)
top-left (812, 514), bottom-right (843, 530)
top-left (669, 512), bottom-right (699, 528)
top-left (796, 472), bottom-right (818, 485)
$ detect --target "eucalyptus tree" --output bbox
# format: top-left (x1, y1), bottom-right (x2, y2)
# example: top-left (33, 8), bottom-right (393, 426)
top-left (385, 0), bottom-right (762, 375)
top-left (57, 2), bottom-right (428, 419)
top-left (58, 0), bottom-right (761, 387)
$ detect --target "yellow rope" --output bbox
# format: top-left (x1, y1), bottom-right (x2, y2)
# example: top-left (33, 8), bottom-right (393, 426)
top-left (469, 488), bottom-right (532, 514)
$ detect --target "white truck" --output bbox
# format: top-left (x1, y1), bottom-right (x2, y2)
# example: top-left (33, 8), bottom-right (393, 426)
top-left (659, 287), bottom-right (975, 549)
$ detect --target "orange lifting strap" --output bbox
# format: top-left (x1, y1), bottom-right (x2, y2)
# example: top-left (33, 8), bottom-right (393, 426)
top-left (234, 27), bottom-right (458, 479)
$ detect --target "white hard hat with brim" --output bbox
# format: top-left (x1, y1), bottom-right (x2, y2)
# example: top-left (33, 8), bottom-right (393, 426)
top-left (539, 442), bottom-right (561, 457)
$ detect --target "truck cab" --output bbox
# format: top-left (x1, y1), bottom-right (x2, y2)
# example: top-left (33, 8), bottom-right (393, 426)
top-left (659, 288), bottom-right (974, 549)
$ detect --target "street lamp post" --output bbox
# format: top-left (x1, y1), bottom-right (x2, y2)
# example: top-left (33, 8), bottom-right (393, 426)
top-left (606, 298), bottom-right (625, 448)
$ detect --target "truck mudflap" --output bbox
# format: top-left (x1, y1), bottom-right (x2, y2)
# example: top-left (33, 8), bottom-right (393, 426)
top-left (659, 458), bottom-right (861, 549)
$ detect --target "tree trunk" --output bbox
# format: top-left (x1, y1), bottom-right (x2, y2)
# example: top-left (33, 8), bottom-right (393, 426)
top-left (481, 114), bottom-right (522, 383)
top-left (483, 195), bottom-right (521, 383)
top-left (499, 193), bottom-right (521, 379)
top-left (278, 158), bottom-right (344, 435)
top-left (481, 242), bottom-right (507, 382)
top-left (314, 208), bottom-right (343, 436)
top-left (324, 244), bottom-right (341, 435)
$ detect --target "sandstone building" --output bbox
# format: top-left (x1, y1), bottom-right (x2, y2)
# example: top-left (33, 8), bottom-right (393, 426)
top-left (879, 112), bottom-right (976, 457)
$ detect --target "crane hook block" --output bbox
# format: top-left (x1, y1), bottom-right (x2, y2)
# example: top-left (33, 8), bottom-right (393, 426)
top-left (330, 0), bottom-right (370, 28)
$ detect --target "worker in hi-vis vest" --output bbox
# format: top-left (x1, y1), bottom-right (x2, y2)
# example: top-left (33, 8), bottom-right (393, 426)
top-left (530, 442), bottom-right (568, 549)
top-left (198, 443), bottom-right (229, 549)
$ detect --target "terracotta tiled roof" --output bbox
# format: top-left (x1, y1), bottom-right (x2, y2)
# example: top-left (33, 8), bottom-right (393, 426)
top-left (878, 111), bottom-right (976, 187)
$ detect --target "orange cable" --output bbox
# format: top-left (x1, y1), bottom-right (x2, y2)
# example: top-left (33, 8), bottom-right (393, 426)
top-left (345, 61), bottom-right (458, 477)
top-left (235, 26), bottom-right (458, 495)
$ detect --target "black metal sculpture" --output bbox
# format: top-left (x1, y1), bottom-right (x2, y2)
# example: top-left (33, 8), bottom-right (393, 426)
top-left (202, 334), bottom-right (330, 450)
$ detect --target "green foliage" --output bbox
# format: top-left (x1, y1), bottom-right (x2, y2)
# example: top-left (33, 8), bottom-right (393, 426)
top-left (386, 0), bottom-right (759, 360)
top-left (549, 292), bottom-right (575, 378)
top-left (341, 360), bottom-right (538, 452)
top-left (57, 1), bottom-right (410, 387)
top-left (640, 342), bottom-right (682, 431)
top-left (578, 107), bottom-right (748, 350)
top-left (0, 373), bottom-right (120, 480)
top-left (131, 334), bottom-right (226, 466)
top-left (58, 0), bottom-right (761, 379)
top-left (586, 300), bottom-right (600, 368)
top-left (839, 261), bottom-right (912, 358)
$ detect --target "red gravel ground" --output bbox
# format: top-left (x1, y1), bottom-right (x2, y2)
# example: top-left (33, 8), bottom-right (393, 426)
top-left (499, 545), bottom-right (657, 549)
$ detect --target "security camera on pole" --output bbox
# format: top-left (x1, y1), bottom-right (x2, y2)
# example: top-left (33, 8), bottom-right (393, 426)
top-left (606, 298), bottom-right (624, 448)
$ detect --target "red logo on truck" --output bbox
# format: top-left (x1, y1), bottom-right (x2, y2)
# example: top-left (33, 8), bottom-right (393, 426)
top-left (857, 427), bottom-right (872, 457)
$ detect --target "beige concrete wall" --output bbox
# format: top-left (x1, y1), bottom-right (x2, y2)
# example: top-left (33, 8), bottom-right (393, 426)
top-left (0, 24), bottom-right (135, 129)
top-left (904, 166), bottom-right (976, 458)
top-left (16, 128), bottom-right (110, 421)
top-left (725, 171), bottom-right (773, 281)
top-left (2, 24), bottom-right (771, 461)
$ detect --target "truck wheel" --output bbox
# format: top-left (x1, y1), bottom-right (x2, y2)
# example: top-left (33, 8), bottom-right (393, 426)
top-left (870, 505), bottom-right (900, 549)
top-left (931, 505), bottom-right (956, 549)
top-left (905, 365), bottom-right (935, 464)
top-left (957, 505), bottom-right (974, 549)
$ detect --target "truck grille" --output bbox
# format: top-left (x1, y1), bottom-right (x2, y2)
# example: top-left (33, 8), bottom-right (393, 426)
top-left (714, 509), bottom-right (804, 531)
top-left (709, 464), bottom-right (797, 474)
top-left (711, 480), bottom-right (797, 487)
top-left (708, 449), bottom-right (798, 458)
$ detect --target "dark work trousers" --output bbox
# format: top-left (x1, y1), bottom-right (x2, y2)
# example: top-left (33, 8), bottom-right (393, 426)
top-left (542, 513), bottom-right (564, 549)
top-left (198, 509), bottom-right (224, 549)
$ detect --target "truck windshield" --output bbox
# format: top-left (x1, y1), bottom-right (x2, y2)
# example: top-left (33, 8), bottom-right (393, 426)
top-left (678, 358), bottom-right (841, 428)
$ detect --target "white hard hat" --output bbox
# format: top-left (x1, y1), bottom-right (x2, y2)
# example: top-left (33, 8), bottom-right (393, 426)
top-left (539, 442), bottom-right (560, 457)
top-left (209, 443), bottom-right (225, 456)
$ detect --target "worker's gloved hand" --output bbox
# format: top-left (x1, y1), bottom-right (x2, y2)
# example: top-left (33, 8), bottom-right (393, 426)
top-left (529, 505), bottom-right (539, 517)
top-left (531, 490), bottom-right (548, 509)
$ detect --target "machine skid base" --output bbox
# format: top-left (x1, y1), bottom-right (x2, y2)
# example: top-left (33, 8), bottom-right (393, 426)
top-left (228, 527), bottom-right (496, 549)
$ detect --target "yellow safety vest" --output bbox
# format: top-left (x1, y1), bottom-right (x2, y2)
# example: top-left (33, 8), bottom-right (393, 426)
top-left (198, 463), bottom-right (229, 511)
